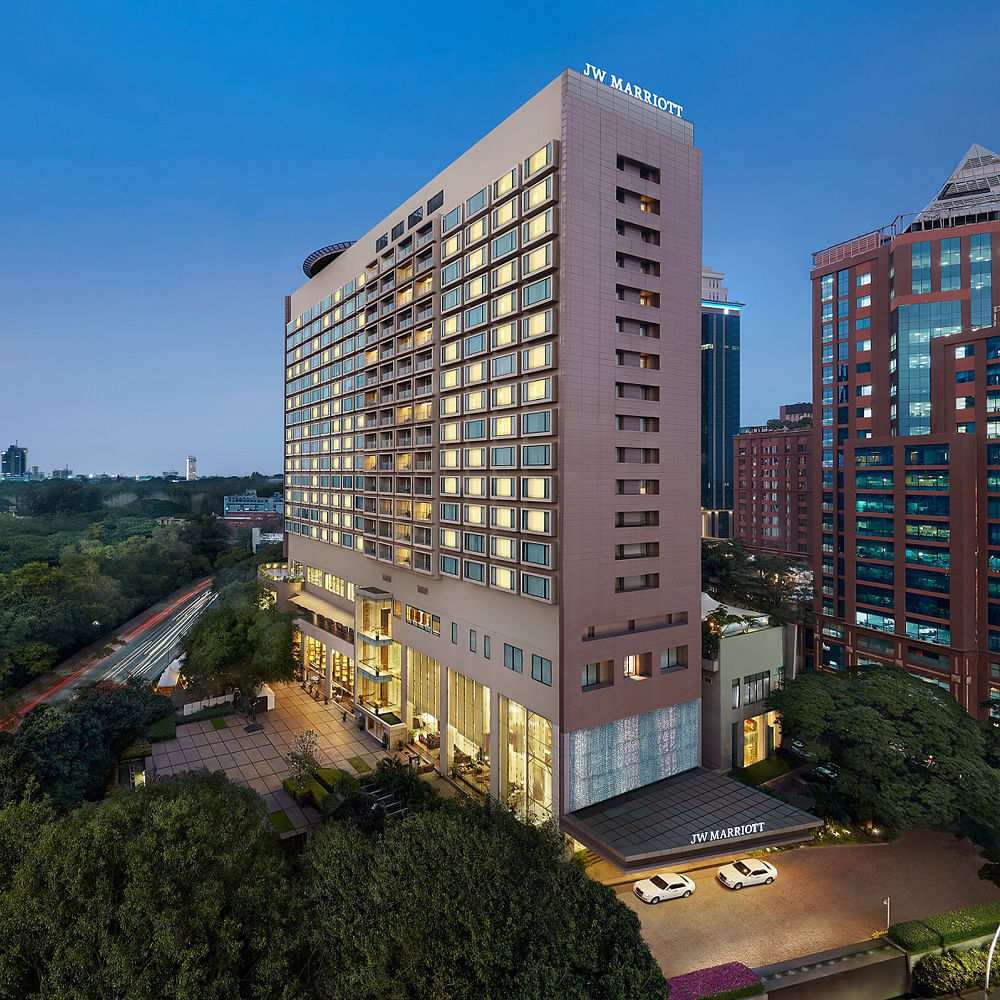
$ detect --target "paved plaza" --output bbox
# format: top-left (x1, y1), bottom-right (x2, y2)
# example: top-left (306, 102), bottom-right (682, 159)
top-left (151, 682), bottom-right (391, 835)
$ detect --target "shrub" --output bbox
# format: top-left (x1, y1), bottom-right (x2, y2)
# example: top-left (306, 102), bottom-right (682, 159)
top-left (282, 774), bottom-right (329, 810)
top-left (890, 901), bottom-right (1000, 951)
top-left (119, 739), bottom-right (151, 761)
top-left (888, 919), bottom-right (943, 952)
top-left (912, 946), bottom-right (1000, 997)
top-left (177, 702), bottom-right (234, 725)
top-left (315, 767), bottom-right (359, 796)
top-left (667, 961), bottom-right (764, 999)
top-left (147, 713), bottom-right (178, 741)
top-left (369, 756), bottom-right (440, 809)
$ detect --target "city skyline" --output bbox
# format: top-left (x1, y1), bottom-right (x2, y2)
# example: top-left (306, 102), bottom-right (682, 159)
top-left (2, 0), bottom-right (998, 473)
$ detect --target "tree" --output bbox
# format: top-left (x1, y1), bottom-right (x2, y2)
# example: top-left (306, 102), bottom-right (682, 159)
top-left (180, 581), bottom-right (296, 716)
top-left (1, 681), bottom-right (172, 810)
top-left (0, 771), bottom-right (300, 1000)
top-left (287, 729), bottom-right (319, 779)
top-left (298, 799), bottom-right (668, 1000)
top-left (768, 666), bottom-right (1000, 831)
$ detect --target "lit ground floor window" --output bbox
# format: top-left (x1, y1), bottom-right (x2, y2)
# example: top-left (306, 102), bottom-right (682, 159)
top-left (502, 697), bottom-right (551, 823)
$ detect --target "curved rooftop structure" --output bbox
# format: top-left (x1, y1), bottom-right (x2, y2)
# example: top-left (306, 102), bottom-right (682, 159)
top-left (302, 240), bottom-right (355, 279)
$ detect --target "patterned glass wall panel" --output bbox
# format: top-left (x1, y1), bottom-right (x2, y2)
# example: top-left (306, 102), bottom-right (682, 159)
top-left (567, 698), bottom-right (698, 811)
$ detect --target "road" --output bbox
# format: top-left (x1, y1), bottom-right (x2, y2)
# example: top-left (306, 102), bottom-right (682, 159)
top-left (50, 584), bottom-right (217, 701)
top-left (2, 579), bottom-right (216, 724)
top-left (617, 828), bottom-right (998, 978)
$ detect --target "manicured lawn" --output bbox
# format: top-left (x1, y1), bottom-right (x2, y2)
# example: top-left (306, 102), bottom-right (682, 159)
top-left (268, 810), bottom-right (294, 834)
top-left (732, 756), bottom-right (791, 786)
top-left (346, 755), bottom-right (372, 774)
top-left (211, 717), bottom-right (228, 730)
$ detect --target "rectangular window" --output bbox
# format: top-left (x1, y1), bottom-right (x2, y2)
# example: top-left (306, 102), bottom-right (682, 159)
top-left (521, 573), bottom-right (551, 600)
top-left (503, 643), bottom-right (523, 673)
top-left (451, 622), bottom-right (458, 644)
top-left (466, 188), bottom-right (487, 216)
top-left (441, 206), bottom-right (462, 233)
top-left (531, 654), bottom-right (552, 686)
top-left (523, 277), bottom-right (552, 307)
top-left (911, 242), bottom-right (931, 294)
top-left (660, 646), bottom-right (688, 671)
top-left (522, 444), bottom-right (551, 466)
top-left (940, 237), bottom-right (961, 292)
top-left (525, 143), bottom-right (552, 176)
top-left (484, 635), bottom-right (491, 658)
top-left (469, 630), bottom-right (477, 652)
top-left (522, 411), bottom-right (551, 435)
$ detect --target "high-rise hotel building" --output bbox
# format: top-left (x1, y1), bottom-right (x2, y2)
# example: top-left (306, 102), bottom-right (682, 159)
top-left (272, 68), bottom-right (703, 829)
top-left (810, 143), bottom-right (1000, 719)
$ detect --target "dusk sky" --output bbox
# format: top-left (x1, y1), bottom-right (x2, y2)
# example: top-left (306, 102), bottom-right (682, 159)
top-left (2, 0), bottom-right (997, 476)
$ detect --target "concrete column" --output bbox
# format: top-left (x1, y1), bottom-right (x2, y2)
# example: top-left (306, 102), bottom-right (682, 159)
top-left (489, 686), bottom-right (501, 801)
top-left (549, 721), bottom-right (560, 820)
top-left (438, 661), bottom-right (450, 779)
top-left (324, 643), bottom-right (332, 701)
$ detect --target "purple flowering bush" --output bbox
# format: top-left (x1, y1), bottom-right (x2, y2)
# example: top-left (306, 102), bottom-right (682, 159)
top-left (667, 961), bottom-right (765, 1000)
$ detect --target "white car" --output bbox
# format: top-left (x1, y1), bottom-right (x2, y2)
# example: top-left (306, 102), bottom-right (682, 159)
top-left (633, 872), bottom-right (696, 903)
top-left (716, 858), bottom-right (777, 890)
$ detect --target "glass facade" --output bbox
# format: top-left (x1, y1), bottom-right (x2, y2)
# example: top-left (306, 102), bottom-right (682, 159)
top-left (502, 697), bottom-right (552, 823)
top-left (894, 300), bottom-right (962, 434)
top-left (972, 234), bottom-right (993, 330)
top-left (566, 698), bottom-right (698, 811)
top-left (701, 307), bottom-right (741, 523)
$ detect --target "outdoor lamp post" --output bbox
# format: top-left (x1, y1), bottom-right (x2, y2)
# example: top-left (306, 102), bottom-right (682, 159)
top-left (984, 921), bottom-right (1000, 997)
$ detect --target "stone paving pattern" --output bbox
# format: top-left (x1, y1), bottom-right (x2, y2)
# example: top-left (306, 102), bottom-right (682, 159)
top-left (151, 682), bottom-right (389, 835)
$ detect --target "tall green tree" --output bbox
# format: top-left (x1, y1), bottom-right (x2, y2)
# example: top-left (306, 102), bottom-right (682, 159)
top-left (179, 581), bottom-right (296, 714)
top-left (299, 800), bottom-right (668, 1000)
top-left (0, 772), bottom-right (300, 1000)
top-left (769, 666), bottom-right (1000, 830)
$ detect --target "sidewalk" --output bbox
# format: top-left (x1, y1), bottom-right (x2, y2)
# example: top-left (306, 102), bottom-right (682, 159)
top-left (151, 680), bottom-right (393, 836)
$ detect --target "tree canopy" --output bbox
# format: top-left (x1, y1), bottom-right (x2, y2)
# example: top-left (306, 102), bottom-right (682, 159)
top-left (0, 681), bottom-right (172, 810)
top-left (298, 800), bottom-right (668, 1000)
top-left (0, 771), bottom-right (299, 1000)
top-left (769, 666), bottom-right (1000, 831)
top-left (701, 538), bottom-right (812, 624)
top-left (179, 581), bottom-right (296, 713)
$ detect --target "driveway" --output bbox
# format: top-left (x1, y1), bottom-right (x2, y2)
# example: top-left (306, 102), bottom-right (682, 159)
top-left (617, 828), bottom-right (998, 978)
top-left (151, 681), bottom-right (390, 835)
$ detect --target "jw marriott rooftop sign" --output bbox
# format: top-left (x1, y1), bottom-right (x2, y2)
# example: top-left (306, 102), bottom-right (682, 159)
top-left (583, 63), bottom-right (684, 119)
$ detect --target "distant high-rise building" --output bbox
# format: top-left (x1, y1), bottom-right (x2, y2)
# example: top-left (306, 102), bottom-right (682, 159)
top-left (810, 141), bottom-right (1000, 717)
top-left (734, 423), bottom-right (812, 558)
top-left (1, 443), bottom-right (27, 479)
top-left (162, 469), bottom-right (180, 479)
top-left (779, 402), bottom-right (812, 424)
top-left (185, 455), bottom-right (197, 481)
top-left (51, 467), bottom-right (73, 479)
top-left (701, 266), bottom-right (742, 539)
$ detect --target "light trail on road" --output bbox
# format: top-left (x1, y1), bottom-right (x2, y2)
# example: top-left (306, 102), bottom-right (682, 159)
top-left (101, 588), bottom-right (216, 685)
top-left (0, 577), bottom-right (215, 727)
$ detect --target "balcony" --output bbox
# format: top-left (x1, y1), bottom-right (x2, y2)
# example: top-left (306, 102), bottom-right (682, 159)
top-left (417, 230), bottom-right (434, 248)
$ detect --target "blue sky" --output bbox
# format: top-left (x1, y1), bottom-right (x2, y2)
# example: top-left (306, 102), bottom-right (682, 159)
top-left (2, 0), bottom-right (997, 475)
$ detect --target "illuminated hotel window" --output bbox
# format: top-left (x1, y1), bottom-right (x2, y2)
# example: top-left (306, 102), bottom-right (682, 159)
top-left (525, 143), bottom-right (552, 176)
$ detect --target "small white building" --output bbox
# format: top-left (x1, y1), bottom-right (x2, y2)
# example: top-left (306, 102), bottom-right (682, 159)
top-left (700, 594), bottom-right (799, 770)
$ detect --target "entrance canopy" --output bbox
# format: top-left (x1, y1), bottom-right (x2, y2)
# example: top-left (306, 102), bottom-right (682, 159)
top-left (562, 767), bottom-right (820, 872)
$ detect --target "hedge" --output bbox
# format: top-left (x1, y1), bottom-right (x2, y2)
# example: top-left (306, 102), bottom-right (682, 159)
top-left (889, 901), bottom-right (1000, 951)
top-left (315, 768), bottom-right (359, 796)
top-left (147, 714), bottom-right (177, 742)
top-left (666, 962), bottom-right (765, 1000)
top-left (913, 945), bottom-right (1000, 997)
top-left (282, 774), bottom-right (330, 811)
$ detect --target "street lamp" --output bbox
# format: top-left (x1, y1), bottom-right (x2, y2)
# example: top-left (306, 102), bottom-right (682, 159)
top-left (884, 896), bottom-right (890, 933)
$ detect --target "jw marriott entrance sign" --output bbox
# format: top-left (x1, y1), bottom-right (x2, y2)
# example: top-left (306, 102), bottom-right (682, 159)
top-left (582, 63), bottom-right (684, 118)
top-left (690, 821), bottom-right (766, 845)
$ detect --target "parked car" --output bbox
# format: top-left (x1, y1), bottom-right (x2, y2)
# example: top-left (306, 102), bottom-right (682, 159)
top-left (716, 859), bottom-right (777, 890)
top-left (787, 739), bottom-right (816, 761)
top-left (633, 872), bottom-right (696, 903)
top-left (808, 762), bottom-right (840, 782)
